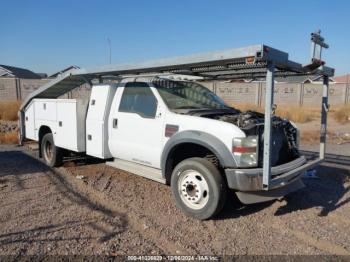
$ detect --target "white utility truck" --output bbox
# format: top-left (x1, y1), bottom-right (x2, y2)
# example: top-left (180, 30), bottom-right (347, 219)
top-left (20, 32), bottom-right (334, 219)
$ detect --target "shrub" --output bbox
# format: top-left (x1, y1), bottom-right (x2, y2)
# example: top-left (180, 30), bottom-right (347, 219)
top-left (334, 105), bottom-right (350, 124)
top-left (232, 103), bottom-right (316, 123)
top-left (0, 131), bottom-right (18, 144)
top-left (275, 107), bottom-right (316, 123)
top-left (0, 101), bottom-right (21, 121)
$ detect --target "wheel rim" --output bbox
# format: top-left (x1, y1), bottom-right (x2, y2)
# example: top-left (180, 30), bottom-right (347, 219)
top-left (178, 169), bottom-right (209, 210)
top-left (44, 140), bottom-right (53, 162)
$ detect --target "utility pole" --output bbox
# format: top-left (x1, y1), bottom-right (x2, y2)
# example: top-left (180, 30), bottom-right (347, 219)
top-left (107, 37), bottom-right (112, 64)
top-left (347, 73), bottom-right (349, 104)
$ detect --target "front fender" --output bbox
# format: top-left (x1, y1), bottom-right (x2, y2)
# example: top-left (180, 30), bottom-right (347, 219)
top-left (161, 130), bottom-right (237, 178)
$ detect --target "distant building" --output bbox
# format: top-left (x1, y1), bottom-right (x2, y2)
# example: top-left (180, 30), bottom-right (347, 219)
top-left (36, 73), bottom-right (48, 78)
top-left (0, 64), bottom-right (42, 79)
top-left (50, 65), bottom-right (80, 78)
top-left (332, 74), bottom-right (350, 84)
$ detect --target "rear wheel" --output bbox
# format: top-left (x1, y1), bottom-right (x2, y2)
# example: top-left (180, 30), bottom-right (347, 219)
top-left (41, 133), bottom-right (63, 167)
top-left (171, 157), bottom-right (227, 220)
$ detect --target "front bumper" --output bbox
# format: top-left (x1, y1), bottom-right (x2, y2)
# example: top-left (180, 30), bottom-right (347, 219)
top-left (225, 155), bottom-right (323, 204)
top-left (225, 156), bottom-right (308, 191)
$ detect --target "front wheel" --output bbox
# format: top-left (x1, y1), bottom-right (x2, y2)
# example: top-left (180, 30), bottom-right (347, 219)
top-left (41, 133), bottom-right (63, 167)
top-left (171, 157), bottom-right (227, 220)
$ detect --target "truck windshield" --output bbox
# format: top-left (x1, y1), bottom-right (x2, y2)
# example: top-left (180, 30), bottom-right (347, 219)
top-left (152, 79), bottom-right (229, 110)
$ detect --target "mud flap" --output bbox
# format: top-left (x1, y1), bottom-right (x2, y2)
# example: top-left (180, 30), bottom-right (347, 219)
top-left (235, 178), bottom-right (305, 204)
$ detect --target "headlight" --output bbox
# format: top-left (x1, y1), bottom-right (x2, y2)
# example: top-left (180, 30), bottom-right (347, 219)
top-left (233, 136), bottom-right (258, 167)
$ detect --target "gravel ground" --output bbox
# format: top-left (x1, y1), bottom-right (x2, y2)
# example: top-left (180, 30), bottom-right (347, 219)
top-left (301, 143), bottom-right (350, 157)
top-left (0, 145), bottom-right (163, 256)
top-left (0, 144), bottom-right (350, 256)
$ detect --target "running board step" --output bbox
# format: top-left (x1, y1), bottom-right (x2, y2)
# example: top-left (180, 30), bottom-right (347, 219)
top-left (106, 159), bottom-right (166, 184)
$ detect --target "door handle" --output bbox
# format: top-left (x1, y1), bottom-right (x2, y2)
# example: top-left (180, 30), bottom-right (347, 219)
top-left (113, 118), bottom-right (118, 128)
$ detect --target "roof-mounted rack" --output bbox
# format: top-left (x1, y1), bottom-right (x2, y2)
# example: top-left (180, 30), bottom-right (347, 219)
top-left (19, 31), bottom-right (335, 189)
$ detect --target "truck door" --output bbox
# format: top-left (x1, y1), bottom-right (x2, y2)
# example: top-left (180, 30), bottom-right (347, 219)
top-left (108, 82), bottom-right (164, 168)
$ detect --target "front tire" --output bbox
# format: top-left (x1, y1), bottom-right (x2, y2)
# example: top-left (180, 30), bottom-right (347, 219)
top-left (41, 133), bottom-right (63, 167)
top-left (171, 157), bottom-right (227, 220)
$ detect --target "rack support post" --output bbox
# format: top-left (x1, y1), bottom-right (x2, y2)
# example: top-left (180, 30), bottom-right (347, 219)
top-left (262, 62), bottom-right (275, 189)
top-left (320, 75), bottom-right (329, 159)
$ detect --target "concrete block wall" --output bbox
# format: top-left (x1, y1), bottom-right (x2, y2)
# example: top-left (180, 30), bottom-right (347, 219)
top-left (259, 83), bottom-right (301, 106)
top-left (19, 79), bottom-right (50, 100)
top-left (200, 81), bottom-right (350, 107)
top-left (0, 78), bottom-right (17, 101)
top-left (69, 83), bottom-right (92, 100)
top-left (0, 78), bottom-right (91, 101)
top-left (0, 77), bottom-right (349, 107)
top-left (216, 82), bottom-right (259, 106)
top-left (299, 83), bottom-right (346, 107)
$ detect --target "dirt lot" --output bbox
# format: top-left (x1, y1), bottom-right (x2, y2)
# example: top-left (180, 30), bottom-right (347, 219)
top-left (0, 144), bottom-right (350, 256)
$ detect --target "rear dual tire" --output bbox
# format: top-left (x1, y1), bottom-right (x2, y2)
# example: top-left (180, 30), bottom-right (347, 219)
top-left (171, 157), bottom-right (227, 220)
top-left (41, 133), bottom-right (63, 167)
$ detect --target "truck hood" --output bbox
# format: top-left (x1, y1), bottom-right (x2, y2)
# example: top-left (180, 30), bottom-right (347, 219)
top-left (182, 108), bottom-right (293, 134)
top-left (182, 108), bottom-right (300, 167)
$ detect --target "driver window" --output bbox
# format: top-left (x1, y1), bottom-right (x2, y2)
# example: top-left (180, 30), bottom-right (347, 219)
top-left (119, 82), bottom-right (158, 118)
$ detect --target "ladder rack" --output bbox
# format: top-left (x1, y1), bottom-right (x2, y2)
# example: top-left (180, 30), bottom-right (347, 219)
top-left (19, 31), bottom-right (335, 189)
